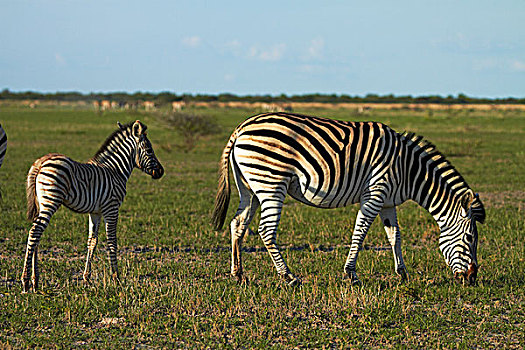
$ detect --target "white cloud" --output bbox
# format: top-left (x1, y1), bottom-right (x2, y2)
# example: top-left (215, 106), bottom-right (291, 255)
top-left (248, 43), bottom-right (286, 61)
top-left (306, 37), bottom-right (324, 60)
top-left (473, 58), bottom-right (525, 72)
top-left (220, 39), bottom-right (242, 56)
top-left (182, 36), bottom-right (201, 48)
top-left (439, 32), bottom-right (473, 52)
top-left (297, 64), bottom-right (327, 75)
top-left (434, 33), bottom-right (519, 56)
top-left (298, 64), bottom-right (315, 73)
top-left (472, 58), bottom-right (500, 71)
top-left (511, 60), bottom-right (525, 72)
top-left (224, 39), bottom-right (241, 50)
top-left (247, 46), bottom-right (258, 58)
top-left (55, 53), bottom-right (66, 65)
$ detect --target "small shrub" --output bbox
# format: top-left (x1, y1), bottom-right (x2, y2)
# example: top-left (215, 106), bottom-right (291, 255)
top-left (165, 112), bottom-right (220, 151)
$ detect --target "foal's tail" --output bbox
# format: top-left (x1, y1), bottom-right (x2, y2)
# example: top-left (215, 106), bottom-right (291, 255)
top-left (26, 162), bottom-right (42, 222)
top-left (26, 153), bottom-right (61, 221)
top-left (211, 131), bottom-right (239, 231)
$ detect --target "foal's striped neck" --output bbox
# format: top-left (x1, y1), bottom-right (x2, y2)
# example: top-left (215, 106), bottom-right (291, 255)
top-left (90, 123), bottom-right (137, 179)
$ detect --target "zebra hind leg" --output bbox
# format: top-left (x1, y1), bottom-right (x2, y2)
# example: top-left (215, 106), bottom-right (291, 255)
top-left (230, 160), bottom-right (260, 283)
top-left (31, 246), bottom-right (39, 291)
top-left (83, 213), bottom-right (101, 284)
top-left (230, 194), bottom-right (259, 283)
top-left (379, 207), bottom-right (408, 282)
top-left (21, 212), bottom-right (58, 293)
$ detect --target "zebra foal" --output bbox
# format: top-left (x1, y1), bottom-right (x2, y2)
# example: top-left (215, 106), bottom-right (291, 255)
top-left (21, 120), bottom-right (164, 292)
top-left (212, 112), bottom-right (485, 286)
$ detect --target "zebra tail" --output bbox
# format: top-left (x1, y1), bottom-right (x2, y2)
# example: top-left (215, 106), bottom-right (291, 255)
top-left (26, 157), bottom-right (47, 221)
top-left (211, 132), bottom-right (236, 230)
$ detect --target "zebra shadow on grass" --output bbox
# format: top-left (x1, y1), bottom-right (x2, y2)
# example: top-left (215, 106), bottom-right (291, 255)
top-left (122, 244), bottom-right (390, 255)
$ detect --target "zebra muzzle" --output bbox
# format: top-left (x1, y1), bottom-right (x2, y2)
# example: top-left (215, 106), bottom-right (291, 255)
top-left (150, 164), bottom-right (164, 179)
top-left (454, 263), bottom-right (478, 286)
top-left (466, 262), bottom-right (478, 286)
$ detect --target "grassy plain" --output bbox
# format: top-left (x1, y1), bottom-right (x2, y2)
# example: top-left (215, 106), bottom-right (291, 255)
top-left (0, 106), bottom-right (524, 348)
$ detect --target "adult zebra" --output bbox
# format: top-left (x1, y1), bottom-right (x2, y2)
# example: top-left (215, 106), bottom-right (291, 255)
top-left (0, 124), bottom-right (6, 169)
top-left (21, 120), bottom-right (164, 293)
top-left (212, 113), bottom-right (485, 286)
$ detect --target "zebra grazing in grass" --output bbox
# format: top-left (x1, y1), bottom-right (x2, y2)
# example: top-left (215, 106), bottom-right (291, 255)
top-left (0, 124), bottom-right (6, 169)
top-left (21, 120), bottom-right (164, 293)
top-left (212, 113), bottom-right (485, 286)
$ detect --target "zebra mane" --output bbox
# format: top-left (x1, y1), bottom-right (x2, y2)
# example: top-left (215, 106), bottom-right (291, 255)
top-left (92, 121), bottom-right (135, 160)
top-left (399, 131), bottom-right (470, 197)
top-left (400, 131), bottom-right (441, 157)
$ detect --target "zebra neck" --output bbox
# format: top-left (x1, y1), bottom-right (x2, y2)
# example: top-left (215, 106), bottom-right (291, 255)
top-left (91, 141), bottom-right (136, 180)
top-left (409, 175), bottom-right (464, 227)
top-left (403, 140), bottom-right (470, 223)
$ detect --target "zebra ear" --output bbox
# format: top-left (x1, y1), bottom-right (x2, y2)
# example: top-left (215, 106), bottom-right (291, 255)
top-left (461, 191), bottom-right (486, 224)
top-left (117, 122), bottom-right (125, 130)
top-left (460, 190), bottom-right (475, 212)
top-left (132, 120), bottom-right (143, 138)
top-left (471, 193), bottom-right (486, 224)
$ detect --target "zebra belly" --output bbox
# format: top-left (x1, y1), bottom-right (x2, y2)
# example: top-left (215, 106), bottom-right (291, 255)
top-left (63, 190), bottom-right (103, 214)
top-left (63, 196), bottom-right (102, 213)
top-left (287, 175), bottom-right (360, 208)
top-left (62, 172), bottom-right (110, 214)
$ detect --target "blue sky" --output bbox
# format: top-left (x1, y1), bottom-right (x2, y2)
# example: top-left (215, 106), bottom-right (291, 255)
top-left (1, 0), bottom-right (524, 97)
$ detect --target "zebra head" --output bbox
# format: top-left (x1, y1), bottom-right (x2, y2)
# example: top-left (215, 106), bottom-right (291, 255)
top-left (120, 120), bottom-right (164, 180)
top-left (440, 190), bottom-right (485, 286)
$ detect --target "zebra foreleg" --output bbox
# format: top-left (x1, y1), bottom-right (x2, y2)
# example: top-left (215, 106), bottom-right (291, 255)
top-left (257, 196), bottom-right (300, 286)
top-left (379, 207), bottom-right (408, 282)
top-left (83, 213), bottom-right (101, 284)
top-left (103, 207), bottom-right (120, 283)
top-left (344, 199), bottom-right (383, 285)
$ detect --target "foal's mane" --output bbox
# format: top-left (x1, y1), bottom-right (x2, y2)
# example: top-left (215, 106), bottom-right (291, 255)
top-left (91, 122), bottom-right (134, 161)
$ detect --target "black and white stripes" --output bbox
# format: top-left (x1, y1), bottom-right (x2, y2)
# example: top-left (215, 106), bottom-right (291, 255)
top-left (21, 120), bottom-right (164, 292)
top-left (212, 112), bottom-right (485, 285)
top-left (0, 124), bottom-right (6, 169)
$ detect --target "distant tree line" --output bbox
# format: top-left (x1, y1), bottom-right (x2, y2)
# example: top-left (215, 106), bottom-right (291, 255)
top-left (1, 89), bottom-right (524, 105)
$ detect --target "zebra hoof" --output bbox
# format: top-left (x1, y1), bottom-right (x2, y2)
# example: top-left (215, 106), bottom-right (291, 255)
top-left (282, 273), bottom-right (301, 287)
top-left (349, 278), bottom-right (362, 286)
top-left (21, 279), bottom-right (32, 293)
top-left (397, 268), bottom-right (409, 282)
top-left (235, 274), bottom-right (249, 285)
top-left (111, 273), bottom-right (121, 284)
top-left (231, 269), bottom-right (243, 281)
top-left (287, 278), bottom-right (301, 287)
top-left (344, 271), bottom-right (361, 286)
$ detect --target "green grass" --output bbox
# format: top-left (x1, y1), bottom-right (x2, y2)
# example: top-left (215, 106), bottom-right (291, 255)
top-left (0, 106), bottom-right (524, 348)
